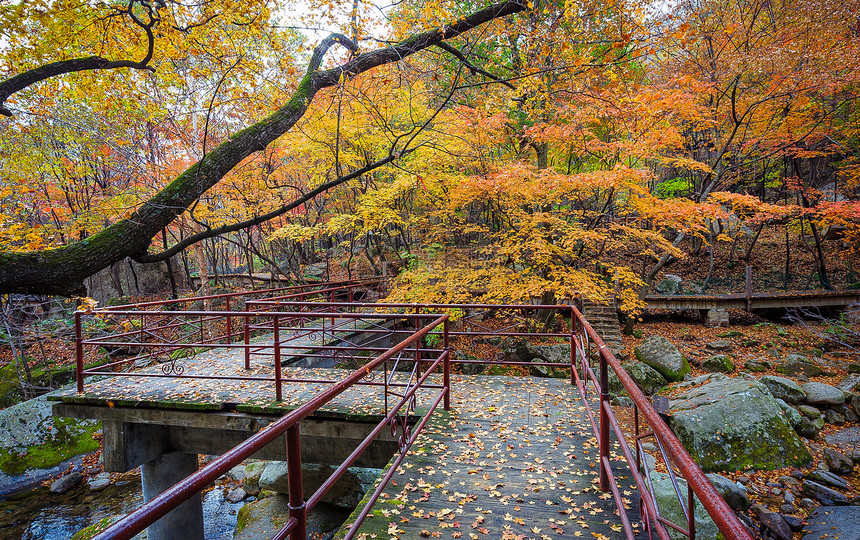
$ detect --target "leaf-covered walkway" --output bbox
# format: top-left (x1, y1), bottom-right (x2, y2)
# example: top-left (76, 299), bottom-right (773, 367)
top-left (339, 376), bottom-right (641, 540)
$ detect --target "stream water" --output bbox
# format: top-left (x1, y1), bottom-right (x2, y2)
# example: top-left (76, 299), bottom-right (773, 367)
top-left (0, 474), bottom-right (244, 540)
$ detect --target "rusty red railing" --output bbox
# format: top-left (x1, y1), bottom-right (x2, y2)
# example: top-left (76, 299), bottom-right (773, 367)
top-left (239, 300), bottom-right (755, 540)
top-left (74, 295), bottom-right (753, 540)
top-left (570, 307), bottom-right (754, 540)
top-left (88, 313), bottom-right (450, 540)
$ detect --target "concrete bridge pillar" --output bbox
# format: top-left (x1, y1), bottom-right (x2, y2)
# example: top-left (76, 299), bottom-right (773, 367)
top-left (140, 452), bottom-right (204, 540)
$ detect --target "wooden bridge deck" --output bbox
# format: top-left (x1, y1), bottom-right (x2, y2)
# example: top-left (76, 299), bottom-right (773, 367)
top-left (645, 289), bottom-right (860, 310)
top-left (338, 375), bottom-right (641, 540)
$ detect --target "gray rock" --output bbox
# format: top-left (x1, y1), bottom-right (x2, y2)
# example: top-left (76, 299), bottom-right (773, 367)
top-left (705, 340), bottom-right (733, 352)
top-left (798, 404), bottom-right (822, 419)
top-left (702, 354), bottom-right (734, 373)
top-left (706, 473), bottom-right (750, 511)
top-left (225, 487), bottom-right (247, 503)
top-left (802, 506), bottom-right (860, 540)
top-left (799, 498), bottom-right (818, 510)
top-left (838, 374), bottom-right (860, 393)
top-left (669, 378), bottom-right (811, 472)
top-left (634, 336), bottom-right (691, 382)
top-left (825, 409), bottom-right (846, 425)
top-left (834, 404), bottom-right (859, 423)
top-left (760, 376), bottom-right (807, 404)
top-left (655, 274), bottom-right (683, 295)
top-left (759, 511), bottom-right (792, 540)
top-left (803, 382), bottom-right (845, 406)
top-left (242, 461), bottom-right (268, 496)
top-left (87, 473), bottom-right (111, 491)
top-left (802, 480), bottom-right (848, 505)
top-left (233, 495), bottom-right (349, 540)
top-left (744, 360), bottom-right (768, 373)
top-left (774, 399), bottom-right (804, 430)
top-left (50, 471), bottom-right (82, 494)
top-left (783, 514), bottom-right (803, 531)
top-left (259, 462), bottom-right (371, 509)
top-left (808, 470), bottom-right (849, 490)
top-left (824, 448), bottom-right (855, 475)
top-left (776, 355), bottom-right (823, 377)
top-left (523, 343), bottom-right (571, 364)
top-left (226, 465), bottom-right (246, 482)
top-left (458, 352), bottom-right (486, 375)
top-left (796, 416), bottom-right (820, 439)
top-left (649, 471), bottom-right (718, 540)
top-left (0, 390), bottom-right (101, 475)
top-left (624, 362), bottom-right (668, 395)
top-left (303, 262), bottom-right (327, 280)
top-left (259, 461), bottom-right (291, 493)
top-left (529, 359), bottom-right (552, 377)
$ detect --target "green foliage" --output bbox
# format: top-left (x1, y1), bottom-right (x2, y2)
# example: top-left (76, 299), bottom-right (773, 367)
top-left (654, 177), bottom-right (693, 199)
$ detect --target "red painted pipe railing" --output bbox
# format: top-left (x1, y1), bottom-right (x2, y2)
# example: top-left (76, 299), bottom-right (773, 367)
top-left (247, 301), bottom-right (754, 540)
top-left (89, 314), bottom-right (449, 540)
top-left (75, 295), bottom-right (753, 540)
top-left (570, 306), bottom-right (754, 540)
top-left (76, 310), bottom-right (447, 400)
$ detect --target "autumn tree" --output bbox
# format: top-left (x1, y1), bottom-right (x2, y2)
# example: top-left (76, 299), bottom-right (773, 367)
top-left (0, 0), bottom-right (531, 296)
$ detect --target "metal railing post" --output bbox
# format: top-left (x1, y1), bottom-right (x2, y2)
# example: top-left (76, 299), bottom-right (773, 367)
top-left (225, 297), bottom-right (232, 343)
top-left (414, 305), bottom-right (421, 378)
top-left (599, 348), bottom-right (610, 492)
top-left (443, 317), bottom-right (450, 411)
top-left (287, 425), bottom-right (306, 540)
top-left (274, 315), bottom-right (282, 401)
top-left (570, 308), bottom-right (576, 385)
top-left (75, 311), bottom-right (84, 393)
top-left (244, 314), bottom-right (251, 370)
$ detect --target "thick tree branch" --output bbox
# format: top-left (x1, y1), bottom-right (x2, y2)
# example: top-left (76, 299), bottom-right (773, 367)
top-left (0, 0), bottom-right (528, 296)
top-left (0, 57), bottom-right (155, 117)
top-left (135, 148), bottom-right (416, 263)
top-left (0, 1), bottom-right (160, 116)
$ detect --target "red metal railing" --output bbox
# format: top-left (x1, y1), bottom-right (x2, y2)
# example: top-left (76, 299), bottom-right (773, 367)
top-left (570, 307), bottom-right (754, 540)
top-left (74, 296), bottom-right (753, 540)
top-left (76, 309), bottom-right (447, 403)
top-left (239, 300), bottom-right (755, 540)
top-left (89, 313), bottom-right (450, 540)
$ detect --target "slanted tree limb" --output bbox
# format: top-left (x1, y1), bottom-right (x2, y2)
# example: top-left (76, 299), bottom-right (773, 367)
top-left (0, 0), bottom-right (528, 296)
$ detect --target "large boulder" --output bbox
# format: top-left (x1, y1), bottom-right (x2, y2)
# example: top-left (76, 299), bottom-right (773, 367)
top-left (802, 382), bottom-right (845, 406)
top-left (802, 506), bottom-right (860, 540)
top-left (624, 362), bottom-right (668, 395)
top-left (669, 378), bottom-right (811, 472)
top-left (706, 473), bottom-right (750, 511)
top-left (233, 495), bottom-right (349, 540)
top-left (648, 472), bottom-right (718, 540)
top-left (825, 427), bottom-right (860, 463)
top-left (635, 337), bottom-right (691, 382)
top-left (775, 354), bottom-right (823, 377)
top-left (259, 462), bottom-right (376, 509)
top-left (655, 274), bottom-right (683, 295)
top-left (0, 391), bottom-right (101, 478)
top-left (701, 354), bottom-right (734, 373)
top-left (523, 343), bottom-right (571, 364)
top-left (760, 376), bottom-right (807, 404)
